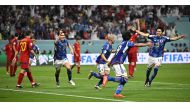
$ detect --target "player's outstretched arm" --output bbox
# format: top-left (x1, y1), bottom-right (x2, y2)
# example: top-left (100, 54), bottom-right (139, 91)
top-left (170, 35), bottom-right (184, 41)
top-left (131, 27), bottom-right (149, 37)
top-left (134, 42), bottom-right (152, 47)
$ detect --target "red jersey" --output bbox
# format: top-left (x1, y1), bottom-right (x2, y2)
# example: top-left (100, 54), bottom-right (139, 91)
top-left (129, 33), bottom-right (139, 54)
top-left (11, 37), bottom-right (18, 56)
top-left (130, 33), bottom-right (138, 43)
top-left (74, 41), bottom-right (80, 56)
top-left (5, 43), bottom-right (13, 58)
top-left (18, 37), bottom-right (33, 62)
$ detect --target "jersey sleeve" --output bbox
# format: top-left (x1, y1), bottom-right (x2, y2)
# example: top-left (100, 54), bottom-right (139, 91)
top-left (148, 35), bottom-right (155, 40)
top-left (127, 41), bottom-right (134, 47)
top-left (164, 36), bottom-right (171, 42)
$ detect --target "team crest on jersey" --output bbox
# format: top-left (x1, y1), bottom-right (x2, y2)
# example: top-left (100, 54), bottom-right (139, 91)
top-left (159, 39), bottom-right (164, 43)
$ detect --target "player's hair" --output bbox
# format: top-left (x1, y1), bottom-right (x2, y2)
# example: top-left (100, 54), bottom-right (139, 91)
top-left (25, 30), bottom-right (32, 36)
top-left (107, 34), bottom-right (115, 41)
top-left (15, 33), bottom-right (19, 37)
top-left (157, 27), bottom-right (164, 32)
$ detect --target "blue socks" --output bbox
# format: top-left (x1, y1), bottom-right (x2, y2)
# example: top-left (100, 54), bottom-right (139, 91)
top-left (150, 67), bottom-right (158, 82)
top-left (146, 67), bottom-right (152, 82)
top-left (92, 72), bottom-right (101, 79)
top-left (67, 69), bottom-right (72, 81)
top-left (115, 84), bottom-right (124, 94)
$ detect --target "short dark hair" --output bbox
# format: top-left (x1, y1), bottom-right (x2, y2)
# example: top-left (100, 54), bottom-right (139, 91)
top-left (15, 33), bottom-right (19, 37)
top-left (25, 30), bottom-right (32, 36)
top-left (157, 27), bottom-right (164, 32)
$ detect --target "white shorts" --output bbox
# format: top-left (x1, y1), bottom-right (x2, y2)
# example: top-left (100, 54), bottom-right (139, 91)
top-left (97, 64), bottom-right (110, 75)
top-left (112, 64), bottom-right (127, 77)
top-left (148, 56), bottom-right (162, 68)
top-left (54, 58), bottom-right (69, 69)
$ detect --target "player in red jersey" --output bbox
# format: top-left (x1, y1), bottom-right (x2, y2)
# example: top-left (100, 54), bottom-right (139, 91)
top-left (128, 19), bottom-right (140, 78)
top-left (12, 31), bottom-right (40, 88)
top-left (10, 33), bottom-right (19, 77)
top-left (71, 37), bottom-right (81, 74)
top-left (3, 38), bottom-right (13, 75)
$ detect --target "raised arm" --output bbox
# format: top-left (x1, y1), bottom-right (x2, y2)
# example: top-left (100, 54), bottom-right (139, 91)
top-left (134, 42), bottom-right (152, 47)
top-left (131, 27), bottom-right (149, 37)
top-left (170, 35), bottom-right (184, 41)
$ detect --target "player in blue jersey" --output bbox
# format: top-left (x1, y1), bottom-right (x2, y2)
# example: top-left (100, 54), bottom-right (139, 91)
top-left (107, 37), bottom-right (149, 98)
top-left (88, 34), bottom-right (115, 89)
top-left (54, 30), bottom-right (75, 87)
top-left (133, 27), bottom-right (184, 87)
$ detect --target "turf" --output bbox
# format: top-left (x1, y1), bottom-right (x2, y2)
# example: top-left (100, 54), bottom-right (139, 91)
top-left (0, 64), bottom-right (190, 102)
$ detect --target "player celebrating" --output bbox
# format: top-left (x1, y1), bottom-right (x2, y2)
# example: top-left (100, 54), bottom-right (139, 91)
top-left (88, 34), bottom-right (115, 89)
top-left (10, 33), bottom-right (19, 77)
top-left (12, 31), bottom-right (40, 88)
top-left (3, 38), bottom-right (13, 75)
top-left (54, 31), bottom-right (75, 87)
top-left (133, 27), bottom-right (184, 87)
top-left (71, 37), bottom-right (81, 74)
top-left (108, 37), bottom-right (150, 98)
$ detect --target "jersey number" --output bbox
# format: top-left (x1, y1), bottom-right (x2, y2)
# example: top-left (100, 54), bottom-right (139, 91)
top-left (20, 42), bottom-right (27, 51)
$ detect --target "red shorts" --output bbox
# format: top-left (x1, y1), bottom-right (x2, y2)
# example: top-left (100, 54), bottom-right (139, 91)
top-left (128, 47), bottom-right (138, 62)
top-left (20, 61), bottom-right (30, 69)
top-left (74, 56), bottom-right (81, 63)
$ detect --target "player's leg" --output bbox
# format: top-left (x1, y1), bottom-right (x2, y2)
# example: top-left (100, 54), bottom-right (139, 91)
top-left (149, 57), bottom-right (162, 86)
top-left (102, 65), bottom-right (110, 87)
top-left (113, 64), bottom-right (128, 98)
top-left (54, 60), bottom-right (62, 87)
top-left (26, 67), bottom-right (40, 88)
top-left (13, 61), bottom-right (17, 76)
top-left (6, 57), bottom-right (11, 74)
top-left (145, 56), bottom-right (154, 86)
top-left (16, 68), bottom-right (25, 88)
top-left (88, 70), bottom-right (101, 79)
top-left (77, 62), bottom-right (80, 74)
top-left (95, 76), bottom-right (103, 90)
top-left (64, 60), bottom-right (75, 86)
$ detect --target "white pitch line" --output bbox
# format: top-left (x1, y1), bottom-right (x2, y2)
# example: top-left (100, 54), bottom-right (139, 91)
top-left (36, 76), bottom-right (190, 86)
top-left (0, 88), bottom-right (128, 102)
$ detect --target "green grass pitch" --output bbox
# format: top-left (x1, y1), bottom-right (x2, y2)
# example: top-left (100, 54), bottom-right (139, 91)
top-left (0, 64), bottom-right (190, 102)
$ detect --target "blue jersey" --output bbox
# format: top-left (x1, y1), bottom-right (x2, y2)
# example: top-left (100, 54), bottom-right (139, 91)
top-left (148, 35), bottom-right (171, 57)
top-left (110, 41), bottom-right (134, 65)
top-left (30, 44), bottom-right (39, 59)
top-left (54, 39), bottom-right (69, 60)
top-left (96, 41), bottom-right (113, 64)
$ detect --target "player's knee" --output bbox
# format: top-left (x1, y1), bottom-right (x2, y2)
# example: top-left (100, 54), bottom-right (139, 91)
top-left (120, 77), bottom-right (128, 85)
top-left (130, 62), bottom-right (135, 66)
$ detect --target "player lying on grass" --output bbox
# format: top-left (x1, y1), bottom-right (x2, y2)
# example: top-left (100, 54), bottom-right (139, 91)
top-left (132, 27), bottom-right (185, 87)
top-left (88, 34), bottom-right (115, 89)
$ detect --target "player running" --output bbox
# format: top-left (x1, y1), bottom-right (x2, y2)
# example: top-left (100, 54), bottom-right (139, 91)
top-left (54, 31), bottom-right (75, 87)
top-left (12, 31), bottom-right (40, 88)
top-left (71, 37), bottom-right (81, 74)
top-left (88, 34), bottom-right (115, 89)
top-left (132, 27), bottom-right (185, 87)
top-left (107, 35), bottom-right (150, 98)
